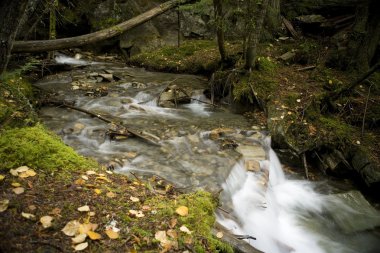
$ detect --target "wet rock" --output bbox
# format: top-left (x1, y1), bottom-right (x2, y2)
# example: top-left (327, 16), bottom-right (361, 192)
top-left (73, 123), bottom-right (85, 134)
top-left (326, 190), bottom-right (380, 233)
top-left (351, 148), bottom-right (380, 187)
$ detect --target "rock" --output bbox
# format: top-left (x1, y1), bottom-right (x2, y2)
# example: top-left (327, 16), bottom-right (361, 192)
top-left (351, 148), bottom-right (380, 187)
top-left (325, 190), bottom-right (380, 233)
top-left (279, 51), bottom-right (296, 61)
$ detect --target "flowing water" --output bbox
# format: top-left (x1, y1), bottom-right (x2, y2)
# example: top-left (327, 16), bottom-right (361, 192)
top-left (38, 56), bottom-right (380, 253)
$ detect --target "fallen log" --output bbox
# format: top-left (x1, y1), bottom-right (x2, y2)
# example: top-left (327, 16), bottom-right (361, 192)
top-left (12, 0), bottom-right (196, 53)
top-left (44, 100), bottom-right (161, 146)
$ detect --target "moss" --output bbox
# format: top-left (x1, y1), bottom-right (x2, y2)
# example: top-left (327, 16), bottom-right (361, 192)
top-left (0, 71), bottom-right (37, 128)
top-left (0, 124), bottom-right (96, 173)
top-left (129, 40), bottom-right (241, 74)
top-left (318, 116), bottom-right (355, 143)
top-left (146, 190), bottom-right (233, 253)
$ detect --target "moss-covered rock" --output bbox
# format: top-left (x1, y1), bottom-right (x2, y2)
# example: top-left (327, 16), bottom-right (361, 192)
top-left (0, 124), bottom-right (96, 173)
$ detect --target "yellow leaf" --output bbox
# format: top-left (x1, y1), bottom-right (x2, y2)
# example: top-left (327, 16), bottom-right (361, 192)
top-left (216, 231), bottom-right (223, 238)
top-left (11, 182), bottom-right (21, 187)
top-left (87, 231), bottom-right (102, 240)
top-left (74, 242), bottom-right (88, 251)
top-left (105, 229), bottom-right (119, 239)
top-left (96, 176), bottom-right (111, 182)
top-left (175, 206), bottom-right (188, 216)
top-left (86, 170), bottom-right (97, 175)
top-left (40, 215), bottom-right (54, 228)
top-left (106, 192), bottom-right (116, 198)
top-left (0, 175), bottom-right (5, 181)
top-left (130, 196), bottom-right (140, 202)
top-left (94, 189), bottom-right (102, 195)
top-left (12, 187), bottom-right (25, 194)
top-left (26, 169), bottom-right (37, 177)
top-left (167, 229), bottom-right (178, 239)
top-left (74, 178), bottom-right (86, 185)
top-left (81, 175), bottom-right (89, 181)
top-left (22, 212), bottom-right (36, 220)
top-left (62, 220), bottom-right (80, 236)
top-left (78, 223), bottom-right (92, 234)
top-left (72, 234), bottom-right (87, 244)
top-left (77, 205), bottom-right (90, 212)
top-left (0, 199), bottom-right (10, 212)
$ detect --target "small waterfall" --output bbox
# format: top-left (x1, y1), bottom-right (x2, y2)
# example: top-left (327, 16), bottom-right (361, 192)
top-left (218, 143), bottom-right (380, 253)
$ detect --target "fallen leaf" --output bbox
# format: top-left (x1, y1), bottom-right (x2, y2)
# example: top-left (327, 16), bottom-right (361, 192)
top-left (81, 175), bottom-right (89, 181)
top-left (9, 169), bottom-right (18, 176)
top-left (94, 189), bottom-right (102, 195)
top-left (22, 212), bottom-right (36, 220)
top-left (0, 175), bottom-right (5, 181)
top-left (50, 207), bottom-right (61, 216)
top-left (40, 216), bottom-right (54, 228)
top-left (13, 187), bottom-right (25, 194)
top-left (130, 196), bottom-right (139, 202)
top-left (142, 205), bottom-right (151, 211)
top-left (28, 205), bottom-right (37, 211)
top-left (86, 170), bottom-right (97, 175)
top-left (106, 192), bottom-right (116, 198)
top-left (216, 231), bottom-right (224, 238)
top-left (180, 225), bottom-right (192, 234)
top-left (129, 209), bottom-right (145, 218)
top-left (167, 229), bottom-right (178, 239)
top-left (78, 223), bottom-right (93, 234)
top-left (87, 231), bottom-right (102, 240)
top-left (78, 205), bottom-right (90, 212)
top-left (105, 229), bottom-right (119, 239)
top-left (72, 234), bottom-right (87, 244)
top-left (74, 242), bottom-right (88, 251)
top-left (175, 206), bottom-right (188, 216)
top-left (169, 218), bottom-right (177, 228)
top-left (11, 182), bottom-right (21, 187)
top-left (62, 220), bottom-right (80, 236)
top-left (0, 199), bottom-right (9, 212)
top-left (26, 169), bottom-right (37, 177)
top-left (155, 230), bottom-right (168, 245)
top-left (96, 176), bottom-right (111, 182)
top-left (89, 212), bottom-right (96, 217)
top-left (74, 178), bottom-right (86, 185)
top-left (15, 166), bottom-right (29, 173)
top-left (106, 170), bottom-right (113, 175)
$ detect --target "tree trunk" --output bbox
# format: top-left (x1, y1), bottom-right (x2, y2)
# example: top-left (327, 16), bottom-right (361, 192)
top-left (213, 0), bottom-right (227, 62)
top-left (245, 0), bottom-right (270, 70)
top-left (0, 0), bottom-right (30, 75)
top-left (348, 0), bottom-right (380, 72)
top-left (12, 0), bottom-right (196, 53)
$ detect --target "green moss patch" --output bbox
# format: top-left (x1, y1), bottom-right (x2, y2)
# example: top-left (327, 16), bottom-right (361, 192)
top-left (129, 40), bottom-right (241, 75)
top-left (0, 124), bottom-right (96, 173)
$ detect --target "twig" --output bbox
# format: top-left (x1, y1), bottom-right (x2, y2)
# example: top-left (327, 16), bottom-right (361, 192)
top-left (297, 65), bottom-right (316, 71)
top-left (236, 235), bottom-right (256, 240)
top-left (302, 152), bottom-right (309, 179)
top-left (130, 171), bottom-right (142, 184)
top-left (361, 81), bottom-right (373, 139)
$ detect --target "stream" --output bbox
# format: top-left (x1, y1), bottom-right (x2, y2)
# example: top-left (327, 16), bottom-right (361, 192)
top-left (37, 56), bottom-right (380, 253)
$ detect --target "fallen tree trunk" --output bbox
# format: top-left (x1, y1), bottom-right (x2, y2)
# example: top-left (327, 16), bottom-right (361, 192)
top-left (12, 0), bottom-right (196, 53)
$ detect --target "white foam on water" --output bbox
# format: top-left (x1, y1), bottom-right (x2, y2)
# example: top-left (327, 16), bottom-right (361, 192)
top-left (55, 55), bottom-right (89, 65)
top-left (219, 146), bottom-right (380, 253)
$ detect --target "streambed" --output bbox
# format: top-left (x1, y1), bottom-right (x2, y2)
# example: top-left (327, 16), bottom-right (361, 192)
top-left (37, 56), bottom-right (380, 253)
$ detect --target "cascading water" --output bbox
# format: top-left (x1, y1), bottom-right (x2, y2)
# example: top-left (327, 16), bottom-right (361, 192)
top-left (218, 138), bottom-right (380, 253)
top-left (38, 56), bottom-right (380, 253)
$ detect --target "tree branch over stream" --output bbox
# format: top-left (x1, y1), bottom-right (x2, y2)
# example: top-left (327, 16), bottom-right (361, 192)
top-left (12, 0), bottom-right (197, 53)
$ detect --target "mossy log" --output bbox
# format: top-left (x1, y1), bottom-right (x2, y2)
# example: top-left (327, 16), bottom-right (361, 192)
top-left (12, 0), bottom-right (197, 53)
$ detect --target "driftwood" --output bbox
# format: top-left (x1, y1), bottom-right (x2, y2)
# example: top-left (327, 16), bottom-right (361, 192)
top-left (12, 0), bottom-right (196, 53)
top-left (44, 100), bottom-right (161, 146)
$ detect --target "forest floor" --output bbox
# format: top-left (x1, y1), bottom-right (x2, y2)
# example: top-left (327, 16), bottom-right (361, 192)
top-left (1, 37), bottom-right (379, 252)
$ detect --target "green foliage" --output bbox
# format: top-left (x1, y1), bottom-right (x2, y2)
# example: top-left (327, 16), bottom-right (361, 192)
top-left (318, 116), bottom-right (355, 142)
top-left (0, 124), bottom-right (96, 173)
top-left (180, 0), bottom-right (212, 13)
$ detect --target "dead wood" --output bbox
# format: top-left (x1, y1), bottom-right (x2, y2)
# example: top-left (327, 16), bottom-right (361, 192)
top-left (12, 0), bottom-right (196, 53)
top-left (44, 100), bottom-right (161, 146)
top-left (282, 16), bottom-right (300, 39)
